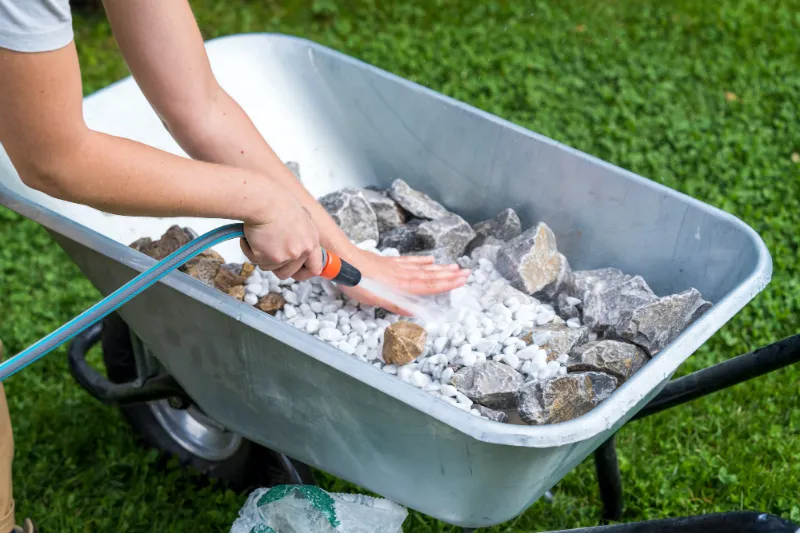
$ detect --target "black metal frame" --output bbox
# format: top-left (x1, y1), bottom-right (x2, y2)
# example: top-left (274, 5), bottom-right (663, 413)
top-left (67, 327), bottom-right (800, 532)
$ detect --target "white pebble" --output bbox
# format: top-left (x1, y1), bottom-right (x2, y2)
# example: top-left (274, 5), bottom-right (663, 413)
top-left (478, 258), bottom-right (493, 272)
top-left (515, 339), bottom-right (527, 350)
top-left (376, 318), bottom-right (390, 328)
top-left (320, 320), bottom-right (337, 329)
top-left (245, 283), bottom-right (260, 295)
top-left (433, 337), bottom-right (449, 354)
top-left (282, 290), bottom-right (299, 306)
top-left (566, 296), bottom-right (582, 306)
top-left (566, 318), bottom-right (582, 329)
top-left (293, 317), bottom-right (308, 329)
top-left (589, 332), bottom-right (599, 341)
top-left (503, 344), bottom-right (518, 356)
top-left (397, 365), bottom-right (415, 382)
top-left (296, 282), bottom-right (313, 303)
top-left (455, 392), bottom-right (473, 406)
top-left (521, 360), bottom-right (532, 374)
top-left (351, 319), bottom-right (367, 335)
top-left (321, 280), bottom-right (339, 296)
top-left (465, 330), bottom-right (482, 346)
top-left (338, 341), bottom-right (356, 355)
top-left (502, 337), bottom-right (518, 347)
top-left (558, 366), bottom-right (568, 376)
top-left (322, 303), bottom-right (340, 314)
top-left (517, 345), bottom-right (537, 360)
top-left (310, 302), bottom-right (324, 313)
top-left (504, 352), bottom-right (520, 370)
top-left (471, 409), bottom-right (482, 417)
top-left (451, 331), bottom-right (467, 347)
top-left (490, 303), bottom-right (512, 318)
top-left (425, 382), bottom-right (442, 393)
top-left (455, 402), bottom-right (471, 412)
top-left (458, 344), bottom-right (473, 357)
top-left (532, 331), bottom-right (552, 346)
top-left (411, 371), bottom-right (431, 388)
top-left (441, 367), bottom-right (455, 383)
top-left (283, 304), bottom-right (298, 319)
top-left (557, 354), bottom-right (569, 364)
top-left (305, 319), bottom-right (320, 334)
top-left (475, 352), bottom-right (487, 364)
top-left (461, 352), bottom-right (478, 367)
top-left (340, 324), bottom-right (352, 335)
top-left (244, 293), bottom-right (258, 306)
top-left (364, 320), bottom-right (378, 330)
top-left (319, 328), bottom-right (343, 342)
top-left (383, 364), bottom-right (397, 375)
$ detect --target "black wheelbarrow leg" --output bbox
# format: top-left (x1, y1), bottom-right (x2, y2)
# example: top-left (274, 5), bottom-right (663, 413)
top-left (593, 333), bottom-right (800, 520)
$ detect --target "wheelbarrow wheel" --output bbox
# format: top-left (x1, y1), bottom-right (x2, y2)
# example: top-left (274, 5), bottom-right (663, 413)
top-left (99, 312), bottom-right (312, 491)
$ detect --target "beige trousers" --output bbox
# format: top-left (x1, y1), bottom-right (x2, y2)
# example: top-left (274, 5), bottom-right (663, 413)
top-left (0, 383), bottom-right (14, 532)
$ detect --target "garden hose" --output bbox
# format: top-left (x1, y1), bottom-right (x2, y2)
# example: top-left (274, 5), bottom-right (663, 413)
top-left (0, 223), bottom-right (361, 383)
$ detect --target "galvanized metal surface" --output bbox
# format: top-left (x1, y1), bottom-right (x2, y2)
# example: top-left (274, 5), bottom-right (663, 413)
top-left (0, 34), bottom-right (771, 527)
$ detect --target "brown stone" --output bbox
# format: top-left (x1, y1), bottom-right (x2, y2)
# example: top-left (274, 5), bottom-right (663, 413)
top-left (240, 262), bottom-right (256, 279)
top-left (185, 257), bottom-right (223, 287)
top-left (382, 321), bottom-right (427, 365)
top-left (130, 225), bottom-right (193, 261)
top-left (182, 249), bottom-right (225, 272)
top-left (227, 286), bottom-right (246, 301)
top-left (257, 292), bottom-right (286, 315)
top-left (213, 267), bottom-right (247, 293)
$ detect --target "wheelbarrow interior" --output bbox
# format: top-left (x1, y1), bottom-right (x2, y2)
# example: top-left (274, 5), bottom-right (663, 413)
top-left (0, 34), bottom-right (772, 527)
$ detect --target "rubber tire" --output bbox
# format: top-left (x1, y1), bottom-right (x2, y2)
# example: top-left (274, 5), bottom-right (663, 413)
top-left (100, 312), bottom-right (313, 491)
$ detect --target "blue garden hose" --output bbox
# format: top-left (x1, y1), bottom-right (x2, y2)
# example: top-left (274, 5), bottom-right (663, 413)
top-left (0, 223), bottom-right (361, 383)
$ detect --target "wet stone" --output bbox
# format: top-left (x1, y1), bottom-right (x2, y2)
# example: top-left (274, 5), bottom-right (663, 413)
top-left (582, 275), bottom-right (658, 332)
top-left (213, 265), bottom-right (247, 292)
top-left (388, 179), bottom-right (451, 220)
top-left (362, 188), bottom-right (406, 234)
top-left (568, 340), bottom-right (646, 382)
top-left (240, 262), bottom-right (256, 279)
top-left (523, 323), bottom-right (589, 361)
top-left (182, 249), bottom-right (224, 272)
top-left (382, 321), bottom-right (427, 365)
top-left (467, 208), bottom-right (522, 253)
top-left (451, 361), bottom-right (524, 410)
top-left (185, 257), bottom-right (223, 287)
top-left (379, 220), bottom-right (425, 253)
top-left (227, 285), bottom-right (246, 301)
top-left (257, 292), bottom-right (286, 315)
top-left (474, 405), bottom-right (509, 423)
top-left (416, 214), bottom-right (476, 258)
top-left (319, 188), bottom-right (379, 243)
top-left (130, 225), bottom-right (193, 260)
top-left (610, 288), bottom-right (711, 355)
top-left (516, 374), bottom-right (594, 425)
top-left (496, 222), bottom-right (565, 296)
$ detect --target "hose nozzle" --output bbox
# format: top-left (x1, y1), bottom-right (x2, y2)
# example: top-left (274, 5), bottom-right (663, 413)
top-left (319, 248), bottom-right (362, 287)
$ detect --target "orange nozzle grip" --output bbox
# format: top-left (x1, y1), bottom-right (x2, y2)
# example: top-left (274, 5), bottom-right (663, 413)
top-left (320, 249), bottom-right (342, 280)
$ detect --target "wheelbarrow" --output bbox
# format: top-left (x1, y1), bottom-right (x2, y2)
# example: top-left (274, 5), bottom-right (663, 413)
top-left (0, 33), bottom-right (792, 529)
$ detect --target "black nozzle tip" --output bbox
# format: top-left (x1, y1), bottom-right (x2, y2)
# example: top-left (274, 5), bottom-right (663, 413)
top-left (332, 260), bottom-right (361, 287)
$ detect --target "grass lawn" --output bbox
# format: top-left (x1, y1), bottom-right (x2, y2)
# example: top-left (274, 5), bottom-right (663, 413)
top-left (1, 0), bottom-right (799, 531)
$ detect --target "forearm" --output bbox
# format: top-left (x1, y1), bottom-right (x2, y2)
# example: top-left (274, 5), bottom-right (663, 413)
top-left (166, 88), bottom-right (358, 260)
top-left (29, 128), bottom-right (284, 225)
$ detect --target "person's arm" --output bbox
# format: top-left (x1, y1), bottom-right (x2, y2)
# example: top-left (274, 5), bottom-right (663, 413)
top-left (101, 0), bottom-right (470, 308)
top-left (0, 42), bottom-right (323, 280)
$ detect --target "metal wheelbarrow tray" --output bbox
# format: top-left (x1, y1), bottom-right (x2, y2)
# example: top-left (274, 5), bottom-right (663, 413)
top-left (0, 34), bottom-right (772, 527)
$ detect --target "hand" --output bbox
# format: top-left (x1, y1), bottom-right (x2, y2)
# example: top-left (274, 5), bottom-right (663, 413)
top-left (339, 249), bottom-right (471, 316)
top-left (240, 192), bottom-right (324, 281)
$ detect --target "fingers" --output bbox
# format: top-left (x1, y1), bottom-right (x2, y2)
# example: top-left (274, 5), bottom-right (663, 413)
top-left (304, 244), bottom-right (324, 277)
top-left (291, 266), bottom-right (316, 282)
top-left (273, 257), bottom-right (306, 280)
top-left (396, 274), bottom-right (469, 295)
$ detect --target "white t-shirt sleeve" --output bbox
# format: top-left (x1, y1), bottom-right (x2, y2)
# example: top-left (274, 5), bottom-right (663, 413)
top-left (0, 0), bottom-right (73, 53)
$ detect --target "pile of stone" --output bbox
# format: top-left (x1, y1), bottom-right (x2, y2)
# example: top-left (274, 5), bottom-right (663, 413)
top-left (129, 177), bottom-right (711, 427)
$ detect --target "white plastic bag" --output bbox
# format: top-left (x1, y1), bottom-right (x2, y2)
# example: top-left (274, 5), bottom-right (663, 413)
top-left (230, 485), bottom-right (407, 533)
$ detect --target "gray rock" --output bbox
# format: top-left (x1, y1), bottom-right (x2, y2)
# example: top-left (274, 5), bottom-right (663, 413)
top-left (467, 208), bottom-right (522, 253)
top-left (516, 374), bottom-right (595, 425)
top-left (388, 179), bottom-right (451, 220)
top-left (567, 340), bottom-right (647, 382)
top-left (581, 371), bottom-right (619, 404)
top-left (378, 220), bottom-right (425, 253)
top-left (469, 242), bottom-right (502, 265)
top-left (610, 288), bottom-right (711, 355)
top-left (402, 248), bottom-right (454, 264)
top-left (496, 222), bottom-right (567, 296)
top-left (568, 267), bottom-right (633, 300)
top-left (319, 188), bottom-right (379, 243)
top-left (362, 188), bottom-right (406, 234)
top-left (285, 161), bottom-right (301, 180)
top-left (582, 275), bottom-right (658, 332)
top-left (451, 361), bottom-right (525, 410)
top-left (555, 292), bottom-right (581, 320)
top-left (534, 253), bottom-right (573, 301)
top-left (522, 323), bottom-right (589, 361)
top-left (474, 405), bottom-right (509, 423)
top-left (416, 214), bottom-right (476, 258)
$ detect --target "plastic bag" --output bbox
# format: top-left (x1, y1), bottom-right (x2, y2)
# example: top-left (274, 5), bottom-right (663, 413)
top-left (230, 485), bottom-right (408, 533)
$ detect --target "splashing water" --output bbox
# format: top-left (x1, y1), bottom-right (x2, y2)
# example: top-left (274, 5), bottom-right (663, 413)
top-left (357, 277), bottom-right (454, 324)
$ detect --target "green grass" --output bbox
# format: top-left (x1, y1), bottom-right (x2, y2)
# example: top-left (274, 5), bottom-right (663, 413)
top-left (1, 0), bottom-right (799, 531)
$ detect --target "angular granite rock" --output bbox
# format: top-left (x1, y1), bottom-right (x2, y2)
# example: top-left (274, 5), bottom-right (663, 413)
top-left (469, 239), bottom-right (503, 265)
top-left (130, 225), bottom-right (193, 261)
top-left (378, 220), bottom-right (425, 253)
top-left (474, 405), bottom-right (509, 423)
top-left (568, 340), bottom-right (647, 382)
top-left (581, 371), bottom-right (619, 404)
top-left (522, 323), bottom-right (589, 361)
top-left (319, 188), bottom-right (379, 243)
top-left (568, 267), bottom-right (633, 300)
top-left (496, 222), bottom-right (568, 296)
top-left (582, 275), bottom-right (658, 332)
top-left (362, 188), bottom-right (406, 234)
top-left (388, 179), bottom-right (450, 220)
top-left (383, 321), bottom-right (428, 365)
top-left (555, 292), bottom-right (581, 320)
top-left (257, 292), bottom-right (286, 315)
top-left (534, 252), bottom-right (573, 301)
top-left (610, 288), bottom-right (711, 355)
top-left (517, 374), bottom-right (594, 425)
top-left (416, 214), bottom-right (476, 258)
top-left (466, 208), bottom-right (522, 253)
top-left (451, 361), bottom-right (525, 409)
